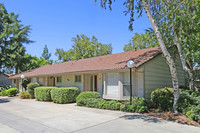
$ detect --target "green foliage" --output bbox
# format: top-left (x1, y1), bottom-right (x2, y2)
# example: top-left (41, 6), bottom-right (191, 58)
top-left (76, 93), bottom-right (147, 112)
top-left (177, 90), bottom-right (200, 113)
top-left (20, 54), bottom-right (50, 72)
top-left (6, 88), bottom-right (18, 97)
top-left (21, 78), bottom-right (30, 90)
top-left (0, 90), bottom-right (8, 96)
top-left (76, 91), bottom-right (101, 106)
top-left (42, 44), bottom-right (51, 60)
top-left (55, 34), bottom-right (112, 62)
top-left (27, 83), bottom-right (40, 98)
top-left (186, 105), bottom-right (200, 124)
top-left (151, 87), bottom-right (174, 111)
top-left (0, 3), bottom-right (32, 71)
top-left (124, 32), bottom-right (159, 52)
top-left (120, 97), bottom-right (149, 113)
top-left (35, 87), bottom-right (56, 101)
top-left (81, 98), bottom-right (123, 110)
top-left (20, 91), bottom-right (31, 99)
top-left (51, 87), bottom-right (79, 104)
top-left (102, 100), bottom-right (122, 110)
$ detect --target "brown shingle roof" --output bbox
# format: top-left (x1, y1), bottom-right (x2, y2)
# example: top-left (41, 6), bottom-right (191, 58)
top-left (10, 47), bottom-right (162, 79)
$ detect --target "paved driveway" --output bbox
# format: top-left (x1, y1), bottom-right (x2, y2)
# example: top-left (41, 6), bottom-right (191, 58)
top-left (0, 97), bottom-right (199, 133)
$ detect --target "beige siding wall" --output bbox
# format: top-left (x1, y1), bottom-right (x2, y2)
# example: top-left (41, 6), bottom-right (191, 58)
top-left (144, 53), bottom-right (186, 98)
top-left (11, 79), bottom-right (17, 88)
top-left (55, 74), bottom-right (84, 92)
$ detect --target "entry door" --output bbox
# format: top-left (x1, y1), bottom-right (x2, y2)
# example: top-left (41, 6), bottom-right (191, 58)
top-left (94, 75), bottom-right (97, 91)
top-left (48, 77), bottom-right (55, 86)
top-left (90, 75), bottom-right (98, 91)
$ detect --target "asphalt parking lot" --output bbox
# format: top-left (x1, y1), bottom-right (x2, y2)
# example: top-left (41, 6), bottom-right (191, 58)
top-left (0, 97), bottom-right (199, 133)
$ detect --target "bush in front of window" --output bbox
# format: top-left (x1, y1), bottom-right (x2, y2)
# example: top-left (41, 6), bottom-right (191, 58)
top-left (27, 83), bottom-right (40, 98)
top-left (51, 87), bottom-right (79, 104)
top-left (35, 87), bottom-right (57, 101)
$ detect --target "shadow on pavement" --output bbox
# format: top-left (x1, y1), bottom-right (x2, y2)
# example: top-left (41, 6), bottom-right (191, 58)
top-left (120, 114), bottom-right (165, 123)
top-left (0, 98), bottom-right (10, 103)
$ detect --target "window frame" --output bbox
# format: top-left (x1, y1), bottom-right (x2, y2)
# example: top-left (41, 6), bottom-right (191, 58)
top-left (75, 75), bottom-right (81, 83)
top-left (57, 76), bottom-right (62, 83)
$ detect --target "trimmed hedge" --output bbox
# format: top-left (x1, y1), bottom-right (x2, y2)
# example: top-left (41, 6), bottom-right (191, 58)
top-left (35, 87), bottom-right (56, 101)
top-left (7, 88), bottom-right (18, 97)
top-left (51, 87), bottom-right (79, 104)
top-left (0, 90), bottom-right (8, 96)
top-left (27, 83), bottom-right (40, 98)
top-left (151, 87), bottom-right (174, 111)
top-left (20, 91), bottom-right (31, 99)
top-left (76, 91), bottom-right (101, 106)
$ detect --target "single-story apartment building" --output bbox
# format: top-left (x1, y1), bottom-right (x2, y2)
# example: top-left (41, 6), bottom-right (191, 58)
top-left (9, 47), bottom-right (186, 100)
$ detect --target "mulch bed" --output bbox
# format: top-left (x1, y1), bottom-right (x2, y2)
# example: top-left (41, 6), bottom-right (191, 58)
top-left (143, 109), bottom-right (200, 127)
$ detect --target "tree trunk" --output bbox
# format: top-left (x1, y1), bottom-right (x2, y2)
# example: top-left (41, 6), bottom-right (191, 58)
top-left (142, 0), bottom-right (179, 112)
top-left (173, 29), bottom-right (194, 90)
top-left (15, 67), bottom-right (18, 74)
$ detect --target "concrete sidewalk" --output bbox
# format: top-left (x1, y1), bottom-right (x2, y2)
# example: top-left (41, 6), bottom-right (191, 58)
top-left (0, 97), bottom-right (199, 133)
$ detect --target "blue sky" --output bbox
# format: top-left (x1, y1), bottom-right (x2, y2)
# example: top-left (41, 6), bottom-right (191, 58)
top-left (1, 0), bottom-right (152, 60)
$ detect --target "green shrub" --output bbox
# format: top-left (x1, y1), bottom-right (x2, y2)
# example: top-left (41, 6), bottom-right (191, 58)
top-left (83, 98), bottom-right (101, 108)
top-left (51, 87), bottom-right (79, 104)
top-left (6, 88), bottom-right (18, 97)
top-left (103, 100), bottom-right (122, 110)
top-left (20, 91), bottom-right (31, 99)
top-left (76, 91), bottom-right (101, 106)
top-left (27, 83), bottom-right (40, 98)
top-left (0, 90), bottom-right (8, 96)
top-left (177, 90), bottom-right (199, 113)
top-left (79, 98), bottom-right (122, 111)
top-left (35, 87), bottom-right (56, 101)
top-left (151, 87), bottom-right (174, 111)
top-left (121, 97), bottom-right (149, 113)
top-left (186, 104), bottom-right (200, 124)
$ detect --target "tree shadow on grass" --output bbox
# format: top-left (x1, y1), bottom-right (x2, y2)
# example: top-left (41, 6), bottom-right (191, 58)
top-left (120, 114), bottom-right (166, 124)
top-left (0, 98), bottom-right (10, 103)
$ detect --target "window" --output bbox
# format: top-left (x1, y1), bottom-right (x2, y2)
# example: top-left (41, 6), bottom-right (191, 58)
top-left (57, 76), bottom-right (62, 83)
top-left (37, 77), bottom-right (39, 83)
top-left (75, 75), bottom-right (81, 82)
top-left (14, 79), bottom-right (16, 84)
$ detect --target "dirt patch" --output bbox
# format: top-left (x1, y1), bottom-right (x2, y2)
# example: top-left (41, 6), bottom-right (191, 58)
top-left (143, 110), bottom-right (200, 127)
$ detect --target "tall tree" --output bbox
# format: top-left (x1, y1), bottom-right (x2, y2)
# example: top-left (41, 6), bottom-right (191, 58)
top-left (0, 3), bottom-right (32, 71)
top-left (124, 0), bottom-right (200, 90)
top-left (55, 34), bottom-right (112, 62)
top-left (94, 0), bottom-right (198, 112)
top-left (42, 44), bottom-right (51, 60)
top-left (124, 31), bottom-right (158, 52)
